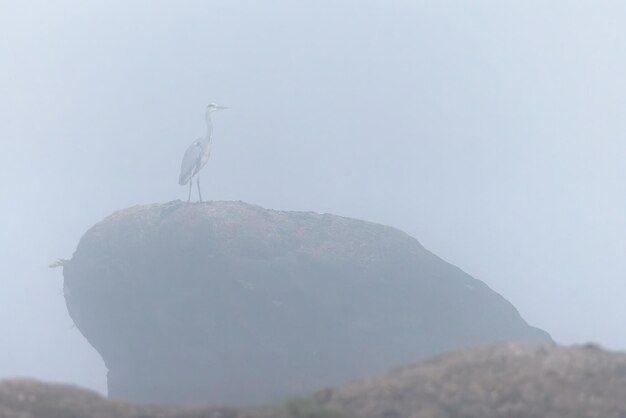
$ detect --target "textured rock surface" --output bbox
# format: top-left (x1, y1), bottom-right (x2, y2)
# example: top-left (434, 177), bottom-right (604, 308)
top-left (3, 344), bottom-right (626, 418)
top-left (319, 342), bottom-right (626, 418)
top-left (62, 201), bottom-right (550, 405)
top-left (0, 378), bottom-right (260, 418)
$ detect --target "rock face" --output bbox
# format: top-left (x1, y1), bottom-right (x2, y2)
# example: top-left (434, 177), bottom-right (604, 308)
top-left (62, 201), bottom-right (550, 405)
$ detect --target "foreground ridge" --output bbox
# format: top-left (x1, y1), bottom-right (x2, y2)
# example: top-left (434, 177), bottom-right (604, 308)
top-left (2, 343), bottom-right (625, 418)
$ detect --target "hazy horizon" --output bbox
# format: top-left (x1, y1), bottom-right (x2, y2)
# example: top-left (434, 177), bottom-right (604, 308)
top-left (1, 0), bottom-right (625, 394)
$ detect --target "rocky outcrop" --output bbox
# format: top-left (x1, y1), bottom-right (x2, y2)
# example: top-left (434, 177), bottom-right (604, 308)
top-left (0, 378), bottom-right (252, 418)
top-left (3, 344), bottom-right (626, 418)
top-left (62, 201), bottom-right (550, 405)
top-left (319, 342), bottom-right (626, 418)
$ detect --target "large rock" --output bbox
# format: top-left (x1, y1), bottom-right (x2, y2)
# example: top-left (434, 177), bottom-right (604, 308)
top-left (62, 201), bottom-right (550, 405)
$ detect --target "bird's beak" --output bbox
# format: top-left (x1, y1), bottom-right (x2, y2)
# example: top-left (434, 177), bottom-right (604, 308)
top-left (217, 106), bottom-right (228, 110)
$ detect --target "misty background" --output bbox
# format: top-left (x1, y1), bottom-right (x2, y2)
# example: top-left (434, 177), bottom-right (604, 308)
top-left (1, 0), bottom-right (625, 395)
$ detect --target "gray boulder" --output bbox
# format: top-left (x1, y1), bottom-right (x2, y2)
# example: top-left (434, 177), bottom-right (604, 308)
top-left (62, 201), bottom-right (550, 405)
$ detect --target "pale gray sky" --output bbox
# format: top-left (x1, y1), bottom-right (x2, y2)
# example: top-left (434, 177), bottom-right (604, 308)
top-left (1, 0), bottom-right (625, 394)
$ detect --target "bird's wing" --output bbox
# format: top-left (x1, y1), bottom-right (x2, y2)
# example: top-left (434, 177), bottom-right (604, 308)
top-left (179, 139), bottom-right (203, 185)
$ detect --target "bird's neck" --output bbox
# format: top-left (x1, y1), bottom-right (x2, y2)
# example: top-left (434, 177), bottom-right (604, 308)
top-left (204, 112), bottom-right (213, 141)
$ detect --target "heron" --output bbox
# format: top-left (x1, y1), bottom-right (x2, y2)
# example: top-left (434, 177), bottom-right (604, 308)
top-left (179, 103), bottom-right (227, 202)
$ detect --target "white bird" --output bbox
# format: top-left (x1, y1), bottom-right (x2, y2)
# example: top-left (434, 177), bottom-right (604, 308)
top-left (179, 103), bottom-right (227, 202)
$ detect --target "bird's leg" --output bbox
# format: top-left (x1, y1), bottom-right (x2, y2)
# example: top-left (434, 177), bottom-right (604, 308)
top-left (197, 173), bottom-right (203, 203)
top-left (188, 178), bottom-right (193, 202)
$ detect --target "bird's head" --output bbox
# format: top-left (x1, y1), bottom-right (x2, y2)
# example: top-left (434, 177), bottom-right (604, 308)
top-left (206, 103), bottom-right (228, 113)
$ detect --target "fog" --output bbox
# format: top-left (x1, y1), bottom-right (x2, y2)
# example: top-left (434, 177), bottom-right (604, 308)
top-left (1, 0), bottom-right (625, 395)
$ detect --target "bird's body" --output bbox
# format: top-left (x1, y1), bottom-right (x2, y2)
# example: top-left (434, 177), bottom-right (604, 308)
top-left (178, 137), bottom-right (210, 186)
top-left (179, 104), bottom-right (226, 202)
